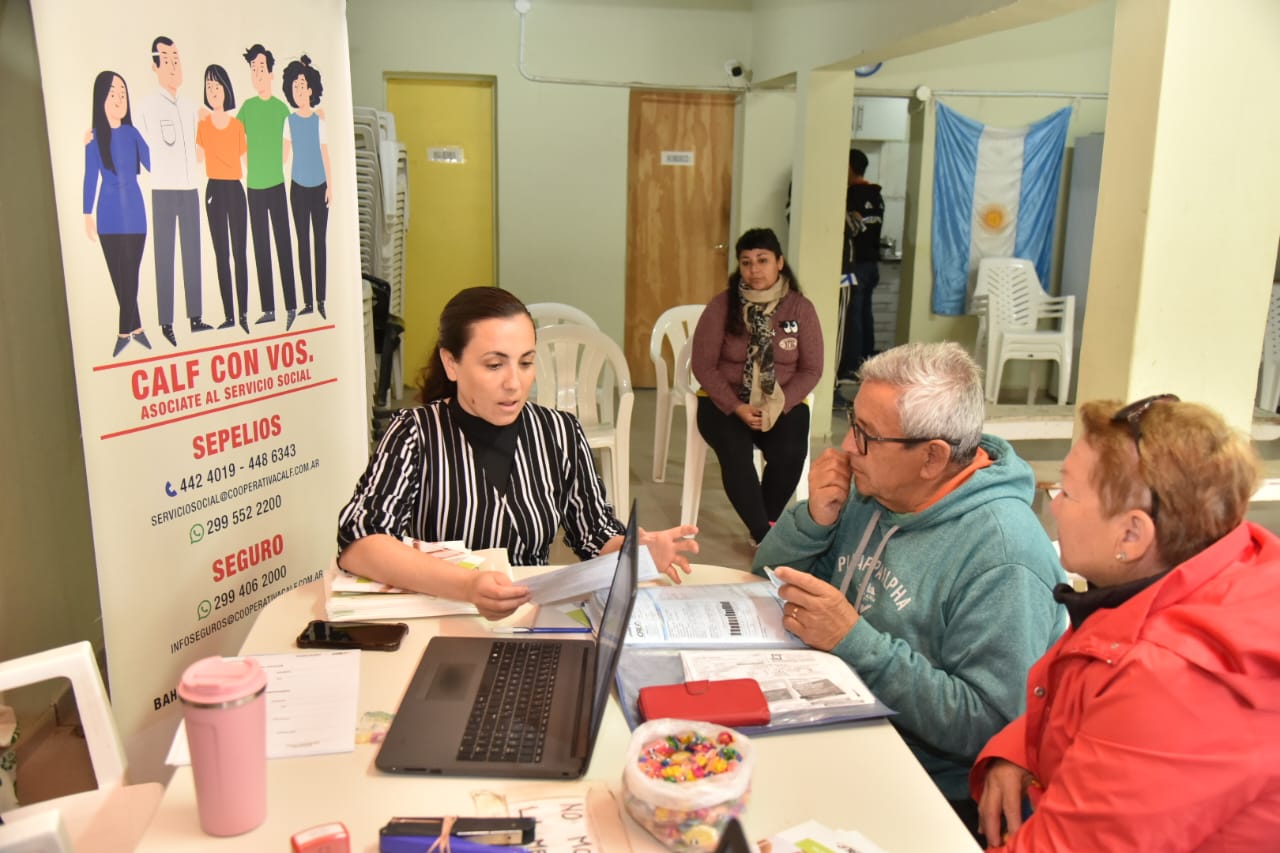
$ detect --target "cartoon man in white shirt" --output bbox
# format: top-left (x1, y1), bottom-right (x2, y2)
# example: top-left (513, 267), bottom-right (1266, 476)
top-left (136, 36), bottom-right (212, 346)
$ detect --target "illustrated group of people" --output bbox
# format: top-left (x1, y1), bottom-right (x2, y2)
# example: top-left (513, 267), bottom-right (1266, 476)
top-left (336, 216), bottom-right (1279, 847)
top-left (84, 37), bottom-right (331, 358)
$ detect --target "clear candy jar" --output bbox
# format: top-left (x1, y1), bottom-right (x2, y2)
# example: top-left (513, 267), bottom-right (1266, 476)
top-left (621, 718), bottom-right (753, 851)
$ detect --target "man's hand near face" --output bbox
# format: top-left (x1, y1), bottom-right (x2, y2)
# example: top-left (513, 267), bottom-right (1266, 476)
top-left (807, 447), bottom-right (853, 527)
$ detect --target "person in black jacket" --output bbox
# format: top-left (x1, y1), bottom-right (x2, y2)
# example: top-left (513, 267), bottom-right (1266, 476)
top-left (836, 148), bottom-right (885, 384)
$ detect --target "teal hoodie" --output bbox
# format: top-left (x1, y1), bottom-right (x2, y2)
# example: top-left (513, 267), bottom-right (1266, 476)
top-left (753, 434), bottom-right (1065, 801)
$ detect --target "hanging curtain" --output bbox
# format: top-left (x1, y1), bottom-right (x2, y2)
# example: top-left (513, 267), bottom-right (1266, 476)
top-left (931, 103), bottom-right (1072, 315)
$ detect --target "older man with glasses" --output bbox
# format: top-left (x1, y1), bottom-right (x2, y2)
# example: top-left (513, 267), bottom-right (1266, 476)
top-left (755, 341), bottom-right (1065, 839)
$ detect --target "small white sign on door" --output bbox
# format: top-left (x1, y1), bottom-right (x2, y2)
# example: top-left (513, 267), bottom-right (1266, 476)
top-left (428, 146), bottom-right (466, 164)
top-left (661, 150), bottom-right (695, 167)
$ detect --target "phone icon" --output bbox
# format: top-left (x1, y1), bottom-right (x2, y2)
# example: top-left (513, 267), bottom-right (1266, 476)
top-left (165, 481), bottom-right (178, 497)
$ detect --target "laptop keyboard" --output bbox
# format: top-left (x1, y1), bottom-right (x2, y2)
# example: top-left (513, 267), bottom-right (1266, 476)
top-left (458, 641), bottom-right (561, 764)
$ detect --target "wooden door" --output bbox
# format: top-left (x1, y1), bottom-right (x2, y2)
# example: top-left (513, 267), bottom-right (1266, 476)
top-left (386, 77), bottom-right (496, 374)
top-left (625, 91), bottom-right (735, 387)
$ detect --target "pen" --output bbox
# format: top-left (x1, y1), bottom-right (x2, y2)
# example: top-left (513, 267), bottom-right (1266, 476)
top-left (492, 626), bottom-right (593, 634)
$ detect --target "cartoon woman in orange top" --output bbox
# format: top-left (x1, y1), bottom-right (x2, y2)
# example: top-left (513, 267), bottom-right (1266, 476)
top-left (196, 64), bottom-right (251, 334)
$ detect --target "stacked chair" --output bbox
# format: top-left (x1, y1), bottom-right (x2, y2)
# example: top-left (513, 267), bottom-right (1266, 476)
top-left (971, 257), bottom-right (1075, 405)
top-left (354, 107), bottom-right (410, 444)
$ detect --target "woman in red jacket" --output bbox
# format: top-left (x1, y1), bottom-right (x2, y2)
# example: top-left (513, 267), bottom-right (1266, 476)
top-left (971, 395), bottom-right (1280, 850)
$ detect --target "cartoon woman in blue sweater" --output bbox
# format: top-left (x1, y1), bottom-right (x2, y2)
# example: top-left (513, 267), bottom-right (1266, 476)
top-left (282, 55), bottom-right (331, 320)
top-left (84, 71), bottom-right (152, 357)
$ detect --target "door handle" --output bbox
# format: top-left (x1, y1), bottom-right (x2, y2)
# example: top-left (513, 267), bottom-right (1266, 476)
top-left (712, 243), bottom-right (727, 250)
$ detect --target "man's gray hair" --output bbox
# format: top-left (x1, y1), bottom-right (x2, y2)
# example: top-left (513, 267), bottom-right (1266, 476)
top-left (859, 341), bottom-right (985, 464)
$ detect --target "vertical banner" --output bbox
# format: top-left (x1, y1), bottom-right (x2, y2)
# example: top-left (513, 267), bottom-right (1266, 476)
top-left (30, 0), bottom-right (368, 780)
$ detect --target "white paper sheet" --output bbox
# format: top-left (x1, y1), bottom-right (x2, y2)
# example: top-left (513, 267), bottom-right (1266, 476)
top-left (680, 648), bottom-right (878, 716)
top-left (767, 819), bottom-right (889, 853)
top-left (519, 545), bottom-right (660, 605)
top-left (165, 650), bottom-right (360, 766)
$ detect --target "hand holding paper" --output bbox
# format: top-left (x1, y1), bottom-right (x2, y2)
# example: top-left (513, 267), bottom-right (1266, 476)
top-left (774, 566), bottom-right (859, 652)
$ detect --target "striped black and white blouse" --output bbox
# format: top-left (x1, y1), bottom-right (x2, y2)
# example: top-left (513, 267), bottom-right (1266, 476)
top-left (337, 400), bottom-right (625, 566)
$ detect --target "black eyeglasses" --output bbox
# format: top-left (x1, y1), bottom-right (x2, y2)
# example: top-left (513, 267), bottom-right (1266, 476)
top-left (845, 405), bottom-right (958, 455)
top-left (1110, 393), bottom-right (1179, 520)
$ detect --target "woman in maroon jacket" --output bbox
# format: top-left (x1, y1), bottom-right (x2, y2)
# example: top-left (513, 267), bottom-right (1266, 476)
top-left (971, 395), bottom-right (1280, 850)
top-left (691, 228), bottom-right (823, 545)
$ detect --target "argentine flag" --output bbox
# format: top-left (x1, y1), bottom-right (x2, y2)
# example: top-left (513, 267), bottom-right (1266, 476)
top-left (931, 103), bottom-right (1072, 315)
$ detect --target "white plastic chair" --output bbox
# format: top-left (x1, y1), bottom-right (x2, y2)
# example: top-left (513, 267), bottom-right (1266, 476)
top-left (533, 325), bottom-right (634, 513)
top-left (674, 339), bottom-right (811, 527)
top-left (1257, 284), bottom-right (1280, 412)
top-left (975, 257), bottom-right (1075, 404)
top-left (0, 642), bottom-right (161, 851)
top-left (649, 305), bottom-right (704, 483)
top-left (527, 302), bottom-right (600, 331)
top-left (527, 302), bottom-right (613, 424)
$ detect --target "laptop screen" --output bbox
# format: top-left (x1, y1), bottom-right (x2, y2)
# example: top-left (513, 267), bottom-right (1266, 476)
top-left (587, 502), bottom-right (639, 743)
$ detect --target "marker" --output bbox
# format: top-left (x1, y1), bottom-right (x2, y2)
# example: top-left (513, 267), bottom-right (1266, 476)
top-left (492, 626), bottom-right (593, 635)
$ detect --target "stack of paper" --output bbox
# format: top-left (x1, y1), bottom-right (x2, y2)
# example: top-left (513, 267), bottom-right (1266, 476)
top-left (324, 542), bottom-right (507, 620)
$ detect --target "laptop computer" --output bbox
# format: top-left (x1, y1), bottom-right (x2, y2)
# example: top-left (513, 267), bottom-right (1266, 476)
top-left (375, 503), bottom-right (640, 778)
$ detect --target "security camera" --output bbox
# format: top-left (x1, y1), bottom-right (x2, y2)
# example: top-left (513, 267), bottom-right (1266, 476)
top-left (724, 61), bottom-right (744, 79)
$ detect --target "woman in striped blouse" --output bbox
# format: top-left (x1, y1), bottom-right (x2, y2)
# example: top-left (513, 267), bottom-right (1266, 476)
top-left (337, 287), bottom-right (699, 619)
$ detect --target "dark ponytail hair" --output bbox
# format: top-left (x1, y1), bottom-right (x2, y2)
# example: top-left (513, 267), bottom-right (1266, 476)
top-left (417, 287), bottom-right (534, 404)
top-left (91, 71), bottom-right (134, 175)
top-left (724, 227), bottom-right (800, 337)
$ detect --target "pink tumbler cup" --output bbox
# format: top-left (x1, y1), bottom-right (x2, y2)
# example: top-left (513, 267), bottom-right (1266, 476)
top-left (178, 656), bottom-right (268, 836)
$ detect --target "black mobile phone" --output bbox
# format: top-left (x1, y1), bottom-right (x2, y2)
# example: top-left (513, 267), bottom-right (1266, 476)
top-left (380, 817), bottom-right (536, 845)
top-left (296, 620), bottom-right (408, 651)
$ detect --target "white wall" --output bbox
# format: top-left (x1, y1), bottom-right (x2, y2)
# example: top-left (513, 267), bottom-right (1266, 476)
top-left (735, 88), bottom-right (795, 250)
top-left (862, 0), bottom-right (1116, 347)
top-left (749, 0), bottom-right (1027, 83)
top-left (347, 0), bottom-right (752, 344)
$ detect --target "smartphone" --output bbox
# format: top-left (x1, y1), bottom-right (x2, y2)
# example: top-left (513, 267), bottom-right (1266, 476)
top-left (296, 620), bottom-right (408, 651)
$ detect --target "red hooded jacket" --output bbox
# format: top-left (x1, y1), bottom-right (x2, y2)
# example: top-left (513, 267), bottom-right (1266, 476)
top-left (971, 521), bottom-right (1280, 850)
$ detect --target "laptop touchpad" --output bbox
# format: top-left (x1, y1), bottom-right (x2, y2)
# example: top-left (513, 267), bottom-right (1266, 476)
top-left (425, 663), bottom-right (474, 700)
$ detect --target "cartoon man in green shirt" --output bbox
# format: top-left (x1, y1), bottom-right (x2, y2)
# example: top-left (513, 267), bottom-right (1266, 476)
top-left (239, 44), bottom-right (296, 329)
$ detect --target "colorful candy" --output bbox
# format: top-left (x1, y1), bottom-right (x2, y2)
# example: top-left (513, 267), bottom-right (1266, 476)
top-left (623, 722), bottom-right (753, 851)
top-left (635, 730), bottom-right (743, 783)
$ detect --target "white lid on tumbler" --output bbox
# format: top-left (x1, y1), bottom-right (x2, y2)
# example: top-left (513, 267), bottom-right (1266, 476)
top-left (178, 657), bottom-right (267, 709)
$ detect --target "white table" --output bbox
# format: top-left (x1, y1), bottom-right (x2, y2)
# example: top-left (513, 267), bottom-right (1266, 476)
top-left (136, 566), bottom-right (978, 852)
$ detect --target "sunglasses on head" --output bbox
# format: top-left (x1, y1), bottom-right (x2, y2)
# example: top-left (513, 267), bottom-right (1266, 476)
top-left (1110, 393), bottom-right (1179, 521)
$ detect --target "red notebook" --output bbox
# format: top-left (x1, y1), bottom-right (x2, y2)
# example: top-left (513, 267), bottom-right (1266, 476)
top-left (637, 678), bottom-right (771, 728)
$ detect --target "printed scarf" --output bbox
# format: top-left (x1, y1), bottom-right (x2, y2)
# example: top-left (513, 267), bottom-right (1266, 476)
top-left (739, 276), bottom-right (789, 431)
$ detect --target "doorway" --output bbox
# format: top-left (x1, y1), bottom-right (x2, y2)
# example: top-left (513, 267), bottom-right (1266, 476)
top-left (624, 90), bottom-right (736, 387)
top-left (385, 76), bottom-right (496, 375)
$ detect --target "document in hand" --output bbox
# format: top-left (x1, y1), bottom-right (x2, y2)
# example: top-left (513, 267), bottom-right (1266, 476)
top-left (519, 545), bottom-right (662, 605)
top-left (324, 544), bottom-right (511, 620)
